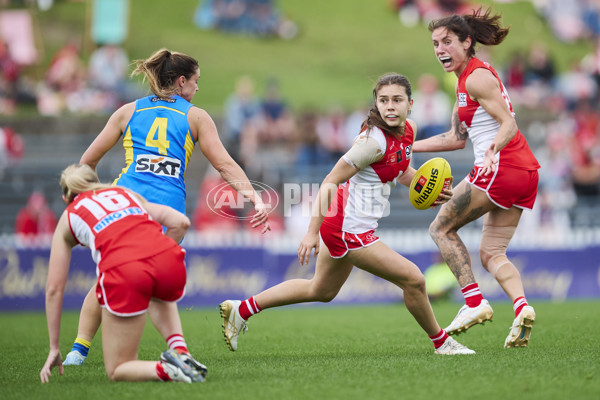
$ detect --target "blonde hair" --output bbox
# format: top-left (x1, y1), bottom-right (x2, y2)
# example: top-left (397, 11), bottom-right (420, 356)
top-left (131, 48), bottom-right (199, 99)
top-left (60, 164), bottom-right (111, 203)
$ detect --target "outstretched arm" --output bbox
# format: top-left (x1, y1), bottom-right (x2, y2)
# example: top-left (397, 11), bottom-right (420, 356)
top-left (411, 102), bottom-right (468, 153)
top-left (298, 158), bottom-right (358, 265)
top-left (41, 212), bottom-right (77, 383)
top-left (190, 107), bottom-right (270, 232)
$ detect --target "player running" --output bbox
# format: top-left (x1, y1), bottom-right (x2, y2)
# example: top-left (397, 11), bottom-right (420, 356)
top-left (219, 73), bottom-right (474, 356)
top-left (412, 8), bottom-right (540, 348)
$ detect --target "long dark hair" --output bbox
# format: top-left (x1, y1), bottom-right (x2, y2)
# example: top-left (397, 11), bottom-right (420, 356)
top-left (428, 7), bottom-right (510, 57)
top-left (131, 48), bottom-right (199, 98)
top-left (361, 73), bottom-right (412, 137)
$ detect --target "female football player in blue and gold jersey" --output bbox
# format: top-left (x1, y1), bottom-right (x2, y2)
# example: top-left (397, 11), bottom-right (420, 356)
top-left (62, 49), bottom-right (270, 372)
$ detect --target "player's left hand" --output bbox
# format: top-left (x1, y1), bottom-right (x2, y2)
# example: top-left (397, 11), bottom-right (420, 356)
top-left (40, 348), bottom-right (63, 383)
top-left (482, 143), bottom-right (498, 176)
top-left (432, 176), bottom-right (453, 208)
top-left (251, 205), bottom-right (271, 234)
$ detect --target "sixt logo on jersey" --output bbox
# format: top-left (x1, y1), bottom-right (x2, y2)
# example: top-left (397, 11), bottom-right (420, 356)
top-left (135, 154), bottom-right (182, 178)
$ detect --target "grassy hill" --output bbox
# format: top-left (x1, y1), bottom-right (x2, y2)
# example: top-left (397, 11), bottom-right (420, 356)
top-left (23, 0), bottom-right (596, 114)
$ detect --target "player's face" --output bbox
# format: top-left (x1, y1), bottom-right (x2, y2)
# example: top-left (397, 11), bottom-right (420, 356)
top-left (376, 84), bottom-right (412, 128)
top-left (180, 68), bottom-right (200, 101)
top-left (431, 27), bottom-right (471, 75)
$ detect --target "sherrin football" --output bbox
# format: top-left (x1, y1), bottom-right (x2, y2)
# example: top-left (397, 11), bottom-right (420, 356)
top-left (409, 157), bottom-right (452, 210)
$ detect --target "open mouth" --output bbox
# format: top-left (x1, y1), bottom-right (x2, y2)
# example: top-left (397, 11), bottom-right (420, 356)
top-left (439, 56), bottom-right (452, 67)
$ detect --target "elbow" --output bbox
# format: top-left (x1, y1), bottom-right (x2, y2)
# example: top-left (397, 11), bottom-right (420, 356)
top-left (45, 285), bottom-right (64, 300)
top-left (181, 216), bottom-right (191, 231)
top-left (214, 158), bottom-right (238, 176)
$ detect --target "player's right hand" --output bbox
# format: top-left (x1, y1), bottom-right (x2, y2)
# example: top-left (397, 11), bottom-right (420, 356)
top-left (40, 348), bottom-right (63, 383)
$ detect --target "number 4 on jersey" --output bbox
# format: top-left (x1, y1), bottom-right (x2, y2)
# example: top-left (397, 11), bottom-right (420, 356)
top-left (146, 117), bottom-right (170, 155)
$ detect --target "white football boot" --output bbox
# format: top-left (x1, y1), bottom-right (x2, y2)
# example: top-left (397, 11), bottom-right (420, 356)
top-left (504, 305), bottom-right (536, 348)
top-left (160, 349), bottom-right (204, 383)
top-left (434, 337), bottom-right (476, 355)
top-left (219, 300), bottom-right (248, 351)
top-left (445, 299), bottom-right (494, 335)
top-left (63, 350), bottom-right (86, 366)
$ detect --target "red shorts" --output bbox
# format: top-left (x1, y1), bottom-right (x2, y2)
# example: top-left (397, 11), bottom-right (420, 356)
top-left (96, 246), bottom-right (187, 316)
top-left (466, 165), bottom-right (539, 210)
top-left (320, 223), bottom-right (380, 258)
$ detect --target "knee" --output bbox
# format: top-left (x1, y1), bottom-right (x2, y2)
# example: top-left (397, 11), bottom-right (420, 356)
top-left (428, 218), bottom-right (449, 243)
top-left (403, 268), bottom-right (427, 294)
top-left (479, 250), bottom-right (492, 271)
top-left (428, 220), bottom-right (440, 240)
top-left (313, 288), bottom-right (338, 303)
top-left (310, 283), bottom-right (339, 303)
top-left (105, 366), bottom-right (118, 381)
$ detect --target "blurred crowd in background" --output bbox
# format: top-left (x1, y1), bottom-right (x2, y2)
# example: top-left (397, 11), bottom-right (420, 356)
top-left (2, 0), bottom-right (600, 242)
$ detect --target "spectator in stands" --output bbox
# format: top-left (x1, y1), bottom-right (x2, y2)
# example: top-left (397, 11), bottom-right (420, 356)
top-left (0, 38), bottom-right (19, 114)
top-left (556, 59), bottom-right (598, 110)
top-left (37, 42), bottom-right (86, 115)
top-left (15, 191), bottom-right (57, 242)
top-left (525, 42), bottom-right (556, 86)
top-left (240, 77), bottom-right (295, 181)
top-left (520, 42), bottom-right (557, 110)
top-left (317, 105), bottom-right (349, 160)
top-left (223, 75), bottom-right (261, 164)
top-left (194, 0), bottom-right (296, 38)
top-left (0, 125), bottom-right (24, 177)
top-left (293, 109), bottom-right (331, 181)
top-left (570, 98), bottom-right (600, 198)
top-left (45, 42), bottom-right (86, 96)
top-left (410, 73), bottom-right (452, 140)
top-left (503, 51), bottom-right (527, 106)
top-left (88, 43), bottom-right (142, 109)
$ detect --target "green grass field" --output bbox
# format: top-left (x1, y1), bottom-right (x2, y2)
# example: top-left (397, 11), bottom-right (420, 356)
top-left (1, 301), bottom-right (598, 400)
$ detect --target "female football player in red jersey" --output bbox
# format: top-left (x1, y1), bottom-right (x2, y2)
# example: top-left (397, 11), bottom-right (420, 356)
top-left (62, 49), bottom-right (270, 369)
top-left (218, 73), bottom-right (475, 356)
top-left (40, 164), bottom-right (204, 383)
top-left (412, 8), bottom-right (540, 348)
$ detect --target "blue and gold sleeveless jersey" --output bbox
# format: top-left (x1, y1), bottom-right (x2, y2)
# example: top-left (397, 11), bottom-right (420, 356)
top-left (114, 95), bottom-right (196, 215)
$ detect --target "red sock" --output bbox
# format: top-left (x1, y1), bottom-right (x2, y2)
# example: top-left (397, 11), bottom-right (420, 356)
top-left (462, 283), bottom-right (484, 307)
top-left (166, 334), bottom-right (188, 354)
top-left (238, 296), bottom-right (262, 321)
top-left (513, 296), bottom-right (528, 317)
top-left (429, 329), bottom-right (450, 349)
top-left (156, 362), bottom-right (171, 381)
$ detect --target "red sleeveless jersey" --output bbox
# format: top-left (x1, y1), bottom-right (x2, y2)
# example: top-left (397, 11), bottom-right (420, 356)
top-left (457, 57), bottom-right (540, 171)
top-left (66, 187), bottom-right (176, 271)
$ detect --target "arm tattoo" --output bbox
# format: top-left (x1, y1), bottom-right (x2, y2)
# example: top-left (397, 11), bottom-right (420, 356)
top-left (452, 109), bottom-right (468, 141)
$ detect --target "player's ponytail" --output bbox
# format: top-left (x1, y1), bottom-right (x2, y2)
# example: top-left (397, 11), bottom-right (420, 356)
top-left (131, 48), bottom-right (199, 99)
top-left (60, 164), bottom-right (111, 204)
